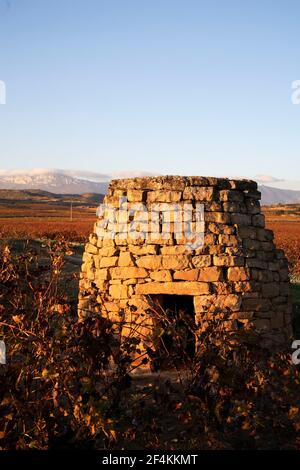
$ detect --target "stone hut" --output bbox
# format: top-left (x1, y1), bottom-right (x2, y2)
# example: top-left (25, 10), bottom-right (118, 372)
top-left (78, 176), bottom-right (292, 363)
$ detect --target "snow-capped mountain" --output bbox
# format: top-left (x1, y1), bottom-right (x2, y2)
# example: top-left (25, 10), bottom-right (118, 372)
top-left (259, 185), bottom-right (300, 205)
top-left (0, 169), bottom-right (300, 204)
top-left (0, 169), bottom-right (110, 194)
top-left (0, 168), bottom-right (161, 195)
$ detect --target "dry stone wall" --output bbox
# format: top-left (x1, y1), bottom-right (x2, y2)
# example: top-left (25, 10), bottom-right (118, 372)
top-left (78, 176), bottom-right (292, 353)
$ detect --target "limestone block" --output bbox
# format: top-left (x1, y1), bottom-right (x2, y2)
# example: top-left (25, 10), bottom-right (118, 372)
top-left (252, 214), bottom-right (265, 227)
top-left (219, 234), bottom-right (239, 247)
top-left (183, 186), bottom-right (214, 201)
top-left (204, 201), bottom-right (223, 212)
top-left (204, 233), bottom-right (217, 245)
top-left (118, 251), bottom-right (135, 267)
top-left (82, 252), bottom-right (94, 262)
top-left (150, 270), bottom-right (173, 282)
top-left (205, 212), bottom-right (231, 224)
top-left (225, 247), bottom-right (245, 257)
top-left (110, 267), bottom-right (149, 279)
top-left (109, 284), bottom-right (128, 299)
top-left (244, 189), bottom-right (261, 199)
top-left (194, 294), bottom-right (242, 312)
top-left (123, 278), bottom-right (139, 285)
top-left (260, 241), bottom-right (274, 252)
top-left (192, 255), bottom-right (211, 268)
top-left (135, 281), bottom-right (210, 296)
top-left (146, 234), bottom-right (173, 245)
top-left (219, 190), bottom-right (244, 202)
top-left (128, 285), bottom-right (134, 297)
top-left (96, 268), bottom-right (109, 280)
top-left (98, 247), bottom-right (118, 257)
top-left (100, 256), bottom-right (119, 268)
top-left (224, 294), bottom-right (243, 311)
top-left (242, 298), bottom-right (271, 312)
top-left (173, 269), bottom-right (199, 281)
top-left (262, 283), bottom-right (280, 298)
top-left (268, 261), bottom-right (280, 271)
top-left (127, 298), bottom-right (151, 311)
top-left (128, 244), bottom-right (157, 255)
top-left (229, 179), bottom-right (257, 191)
top-left (223, 202), bottom-right (242, 213)
top-left (206, 177), bottom-right (231, 188)
top-left (161, 255), bottom-right (190, 270)
top-left (160, 245), bottom-right (189, 255)
top-left (102, 301), bottom-right (120, 313)
top-left (237, 226), bottom-right (257, 239)
top-left (125, 233), bottom-right (147, 245)
top-left (211, 282), bottom-right (234, 295)
top-left (89, 234), bottom-right (98, 246)
top-left (243, 239), bottom-right (261, 250)
top-left (213, 255), bottom-right (244, 267)
top-left (147, 191), bottom-right (182, 203)
top-left (127, 190), bottom-right (144, 202)
top-left (95, 279), bottom-right (108, 290)
top-left (186, 176), bottom-right (209, 186)
top-left (231, 213), bottom-right (252, 226)
top-left (207, 223), bottom-right (235, 235)
top-left (246, 199), bottom-right (260, 214)
top-left (251, 269), bottom-right (273, 282)
top-left (233, 281), bottom-right (259, 293)
top-left (256, 228), bottom-right (274, 242)
top-left (245, 259), bottom-right (268, 269)
top-left (136, 255), bottom-right (162, 270)
top-left (230, 311), bottom-right (255, 320)
top-left (100, 240), bottom-right (115, 249)
top-left (87, 269), bottom-right (95, 281)
top-left (207, 246), bottom-right (225, 255)
top-left (85, 243), bottom-right (98, 255)
top-left (198, 267), bottom-right (223, 282)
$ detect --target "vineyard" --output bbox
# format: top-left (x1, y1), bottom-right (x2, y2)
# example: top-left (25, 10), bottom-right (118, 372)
top-left (1, 241), bottom-right (300, 450)
top-left (0, 198), bottom-right (97, 243)
top-left (1, 201), bottom-right (300, 449)
top-left (1, 202), bottom-right (300, 277)
top-left (268, 222), bottom-right (300, 278)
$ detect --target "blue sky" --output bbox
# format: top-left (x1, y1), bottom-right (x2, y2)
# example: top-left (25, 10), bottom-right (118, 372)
top-left (0, 0), bottom-right (300, 188)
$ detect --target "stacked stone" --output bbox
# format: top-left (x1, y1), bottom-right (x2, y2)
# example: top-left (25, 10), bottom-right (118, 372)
top-left (78, 176), bottom-right (292, 347)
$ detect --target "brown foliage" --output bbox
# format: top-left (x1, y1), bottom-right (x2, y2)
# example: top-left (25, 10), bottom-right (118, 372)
top-left (0, 241), bottom-right (139, 449)
top-left (1, 241), bottom-right (300, 449)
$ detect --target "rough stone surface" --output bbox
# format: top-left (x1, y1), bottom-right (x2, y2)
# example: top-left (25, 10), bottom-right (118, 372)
top-left (79, 175), bottom-right (292, 363)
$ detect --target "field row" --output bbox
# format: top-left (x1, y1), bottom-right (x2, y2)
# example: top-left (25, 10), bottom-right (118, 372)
top-left (1, 216), bottom-right (300, 276)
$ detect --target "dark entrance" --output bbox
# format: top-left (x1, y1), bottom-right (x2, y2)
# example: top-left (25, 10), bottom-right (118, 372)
top-left (150, 295), bottom-right (196, 370)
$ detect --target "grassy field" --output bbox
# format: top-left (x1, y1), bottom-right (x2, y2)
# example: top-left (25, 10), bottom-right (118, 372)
top-left (0, 191), bottom-right (100, 242)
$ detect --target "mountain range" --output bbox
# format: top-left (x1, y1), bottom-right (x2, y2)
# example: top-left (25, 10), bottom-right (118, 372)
top-left (0, 169), bottom-right (299, 206)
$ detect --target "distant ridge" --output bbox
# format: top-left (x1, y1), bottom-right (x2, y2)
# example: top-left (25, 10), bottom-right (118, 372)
top-left (259, 185), bottom-right (300, 205)
top-left (0, 170), bottom-right (300, 205)
top-left (0, 189), bottom-right (104, 205)
top-left (0, 170), bottom-right (109, 195)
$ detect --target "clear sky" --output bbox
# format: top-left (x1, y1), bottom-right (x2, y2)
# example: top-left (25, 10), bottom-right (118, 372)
top-left (0, 0), bottom-right (300, 188)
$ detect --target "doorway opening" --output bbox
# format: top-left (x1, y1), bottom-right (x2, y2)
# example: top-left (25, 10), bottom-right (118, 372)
top-left (150, 295), bottom-right (196, 370)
